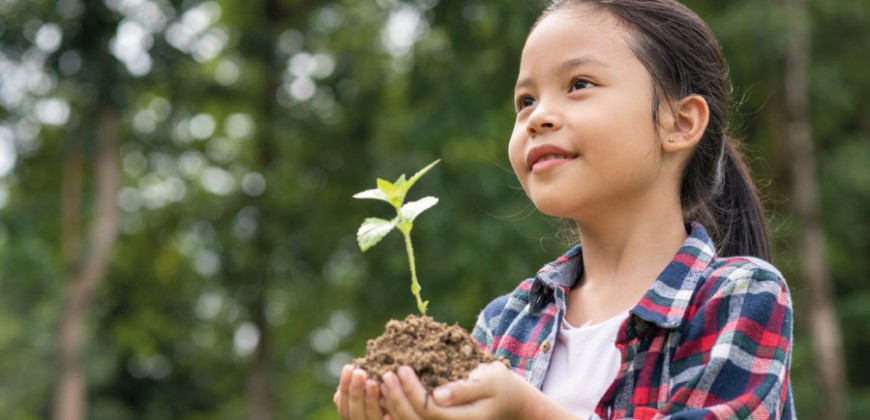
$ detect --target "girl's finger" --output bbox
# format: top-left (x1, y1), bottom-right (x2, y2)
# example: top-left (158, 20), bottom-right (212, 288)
top-left (432, 362), bottom-right (502, 406)
top-left (396, 366), bottom-right (433, 414)
top-left (365, 379), bottom-right (384, 419)
top-left (431, 381), bottom-right (488, 407)
top-left (348, 369), bottom-right (370, 419)
top-left (382, 371), bottom-right (423, 420)
top-left (338, 365), bottom-right (354, 418)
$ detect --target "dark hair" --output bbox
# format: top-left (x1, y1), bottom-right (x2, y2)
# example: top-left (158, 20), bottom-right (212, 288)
top-left (538, 0), bottom-right (771, 260)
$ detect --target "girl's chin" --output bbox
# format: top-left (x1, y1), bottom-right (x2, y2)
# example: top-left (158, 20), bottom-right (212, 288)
top-left (529, 200), bottom-right (580, 220)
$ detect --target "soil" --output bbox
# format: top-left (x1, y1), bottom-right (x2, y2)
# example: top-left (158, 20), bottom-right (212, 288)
top-left (353, 314), bottom-right (507, 392)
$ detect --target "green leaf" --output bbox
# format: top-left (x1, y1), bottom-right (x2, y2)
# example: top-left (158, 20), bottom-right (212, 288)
top-left (353, 188), bottom-right (391, 202)
top-left (377, 178), bottom-right (399, 197)
top-left (357, 217), bottom-right (397, 252)
top-left (394, 174), bottom-right (408, 190)
top-left (399, 159), bottom-right (440, 195)
top-left (400, 196), bottom-right (439, 222)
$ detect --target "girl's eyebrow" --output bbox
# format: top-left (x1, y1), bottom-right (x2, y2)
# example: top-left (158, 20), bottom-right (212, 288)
top-left (559, 55), bottom-right (608, 72)
top-left (515, 55), bottom-right (608, 91)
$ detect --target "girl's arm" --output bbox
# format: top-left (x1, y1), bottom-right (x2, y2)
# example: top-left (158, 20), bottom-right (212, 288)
top-left (381, 363), bottom-right (581, 420)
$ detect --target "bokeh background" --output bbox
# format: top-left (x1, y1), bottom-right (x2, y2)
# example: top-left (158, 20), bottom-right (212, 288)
top-left (0, 0), bottom-right (867, 419)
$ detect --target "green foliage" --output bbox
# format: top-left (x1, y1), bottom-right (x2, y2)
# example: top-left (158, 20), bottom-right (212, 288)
top-left (0, 0), bottom-right (867, 418)
top-left (355, 160), bottom-right (440, 315)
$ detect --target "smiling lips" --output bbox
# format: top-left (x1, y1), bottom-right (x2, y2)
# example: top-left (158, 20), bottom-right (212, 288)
top-left (527, 144), bottom-right (579, 173)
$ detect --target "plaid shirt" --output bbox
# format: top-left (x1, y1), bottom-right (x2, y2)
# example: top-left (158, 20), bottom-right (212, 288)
top-left (472, 223), bottom-right (794, 419)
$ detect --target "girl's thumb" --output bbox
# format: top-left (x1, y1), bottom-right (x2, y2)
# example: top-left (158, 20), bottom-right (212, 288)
top-left (432, 387), bottom-right (453, 405)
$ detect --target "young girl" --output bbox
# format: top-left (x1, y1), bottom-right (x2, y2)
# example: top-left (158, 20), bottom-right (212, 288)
top-left (335, 0), bottom-right (794, 418)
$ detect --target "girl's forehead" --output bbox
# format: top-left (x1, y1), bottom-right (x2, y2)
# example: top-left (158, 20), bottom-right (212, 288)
top-left (520, 8), bottom-right (637, 68)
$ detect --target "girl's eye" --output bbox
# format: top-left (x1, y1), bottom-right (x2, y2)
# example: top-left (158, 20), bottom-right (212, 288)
top-left (516, 96), bottom-right (535, 111)
top-left (570, 79), bottom-right (594, 92)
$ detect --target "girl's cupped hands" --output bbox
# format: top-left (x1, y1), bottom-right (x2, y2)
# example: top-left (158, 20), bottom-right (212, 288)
top-left (334, 362), bottom-right (527, 420)
top-left (378, 362), bottom-right (533, 420)
top-left (334, 362), bottom-right (581, 420)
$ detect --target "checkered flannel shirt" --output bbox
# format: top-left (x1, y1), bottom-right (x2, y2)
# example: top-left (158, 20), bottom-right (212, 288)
top-left (471, 223), bottom-right (795, 419)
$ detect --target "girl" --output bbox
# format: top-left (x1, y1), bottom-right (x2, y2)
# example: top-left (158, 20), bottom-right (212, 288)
top-left (336, 0), bottom-right (794, 418)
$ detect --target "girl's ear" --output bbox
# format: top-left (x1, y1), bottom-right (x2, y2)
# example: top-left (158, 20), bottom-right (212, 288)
top-left (662, 94), bottom-right (709, 153)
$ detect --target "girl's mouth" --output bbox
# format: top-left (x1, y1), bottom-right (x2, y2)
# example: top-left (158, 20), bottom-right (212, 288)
top-left (527, 145), bottom-right (579, 173)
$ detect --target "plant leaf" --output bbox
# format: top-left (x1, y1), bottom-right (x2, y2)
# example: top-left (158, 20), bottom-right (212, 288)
top-left (377, 178), bottom-right (399, 197)
top-left (353, 188), bottom-right (391, 202)
top-left (394, 174), bottom-right (408, 190)
top-left (401, 196), bottom-right (439, 222)
top-left (399, 159), bottom-right (440, 195)
top-left (357, 217), bottom-right (396, 252)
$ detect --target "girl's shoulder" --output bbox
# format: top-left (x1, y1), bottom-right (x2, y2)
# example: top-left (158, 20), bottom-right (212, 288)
top-left (704, 255), bottom-right (787, 288)
top-left (690, 254), bottom-right (791, 312)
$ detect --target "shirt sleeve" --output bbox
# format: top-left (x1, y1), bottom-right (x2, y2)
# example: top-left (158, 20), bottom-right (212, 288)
top-left (659, 260), bottom-right (795, 419)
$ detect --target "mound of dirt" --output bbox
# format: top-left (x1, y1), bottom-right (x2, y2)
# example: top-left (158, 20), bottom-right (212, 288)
top-left (353, 314), bottom-right (507, 391)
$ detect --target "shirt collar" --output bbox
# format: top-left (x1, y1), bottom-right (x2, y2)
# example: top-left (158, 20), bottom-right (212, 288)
top-left (529, 245), bottom-right (581, 313)
top-left (529, 222), bottom-right (717, 328)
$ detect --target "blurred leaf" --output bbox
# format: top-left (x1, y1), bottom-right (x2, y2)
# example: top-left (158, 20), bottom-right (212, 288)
top-left (400, 196), bottom-right (438, 222)
top-left (376, 178), bottom-right (399, 198)
top-left (357, 217), bottom-right (397, 252)
top-left (399, 159), bottom-right (441, 196)
top-left (354, 188), bottom-right (391, 202)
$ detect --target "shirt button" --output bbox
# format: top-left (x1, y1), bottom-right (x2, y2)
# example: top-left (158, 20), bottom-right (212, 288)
top-left (541, 340), bottom-right (551, 352)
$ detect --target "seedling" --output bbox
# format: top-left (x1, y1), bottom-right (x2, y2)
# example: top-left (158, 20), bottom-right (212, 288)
top-left (354, 160), bottom-right (440, 316)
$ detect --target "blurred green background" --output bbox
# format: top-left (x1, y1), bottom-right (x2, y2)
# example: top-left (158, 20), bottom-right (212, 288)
top-left (0, 0), bottom-right (867, 419)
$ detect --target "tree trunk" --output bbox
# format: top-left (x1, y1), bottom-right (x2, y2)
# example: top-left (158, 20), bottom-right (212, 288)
top-left (61, 138), bottom-right (83, 269)
top-left (242, 0), bottom-right (309, 416)
top-left (248, 293), bottom-right (271, 420)
top-left (54, 105), bottom-right (121, 420)
top-left (777, 0), bottom-right (847, 417)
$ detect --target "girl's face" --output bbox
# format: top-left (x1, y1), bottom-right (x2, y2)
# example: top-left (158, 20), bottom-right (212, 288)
top-left (509, 8), bottom-right (672, 222)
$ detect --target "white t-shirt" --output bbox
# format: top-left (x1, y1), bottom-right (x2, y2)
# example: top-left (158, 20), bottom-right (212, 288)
top-left (541, 311), bottom-right (629, 417)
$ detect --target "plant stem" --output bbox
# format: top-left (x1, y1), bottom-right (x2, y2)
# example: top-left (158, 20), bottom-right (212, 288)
top-left (401, 227), bottom-right (427, 316)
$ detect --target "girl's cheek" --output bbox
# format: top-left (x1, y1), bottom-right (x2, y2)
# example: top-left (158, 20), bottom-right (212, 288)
top-left (508, 131), bottom-right (526, 165)
top-left (508, 148), bottom-right (526, 178)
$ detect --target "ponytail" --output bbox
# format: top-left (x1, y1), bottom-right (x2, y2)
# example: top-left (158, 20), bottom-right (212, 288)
top-left (688, 140), bottom-right (771, 261)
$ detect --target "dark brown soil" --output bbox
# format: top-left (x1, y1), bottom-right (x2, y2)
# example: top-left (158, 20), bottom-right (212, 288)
top-left (353, 314), bottom-right (507, 392)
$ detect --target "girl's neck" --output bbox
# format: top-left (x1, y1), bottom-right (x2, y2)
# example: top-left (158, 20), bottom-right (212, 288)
top-left (564, 204), bottom-right (687, 326)
top-left (574, 204), bottom-right (688, 292)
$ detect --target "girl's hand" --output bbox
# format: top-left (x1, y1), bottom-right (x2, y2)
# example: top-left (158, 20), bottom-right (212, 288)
top-left (333, 365), bottom-right (386, 420)
top-left (380, 362), bottom-right (535, 420)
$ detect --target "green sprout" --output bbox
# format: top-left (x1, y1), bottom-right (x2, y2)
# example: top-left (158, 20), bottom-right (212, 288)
top-left (353, 160), bottom-right (441, 316)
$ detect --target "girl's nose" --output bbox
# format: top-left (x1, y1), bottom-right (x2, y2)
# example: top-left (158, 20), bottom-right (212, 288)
top-left (526, 104), bottom-right (561, 137)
